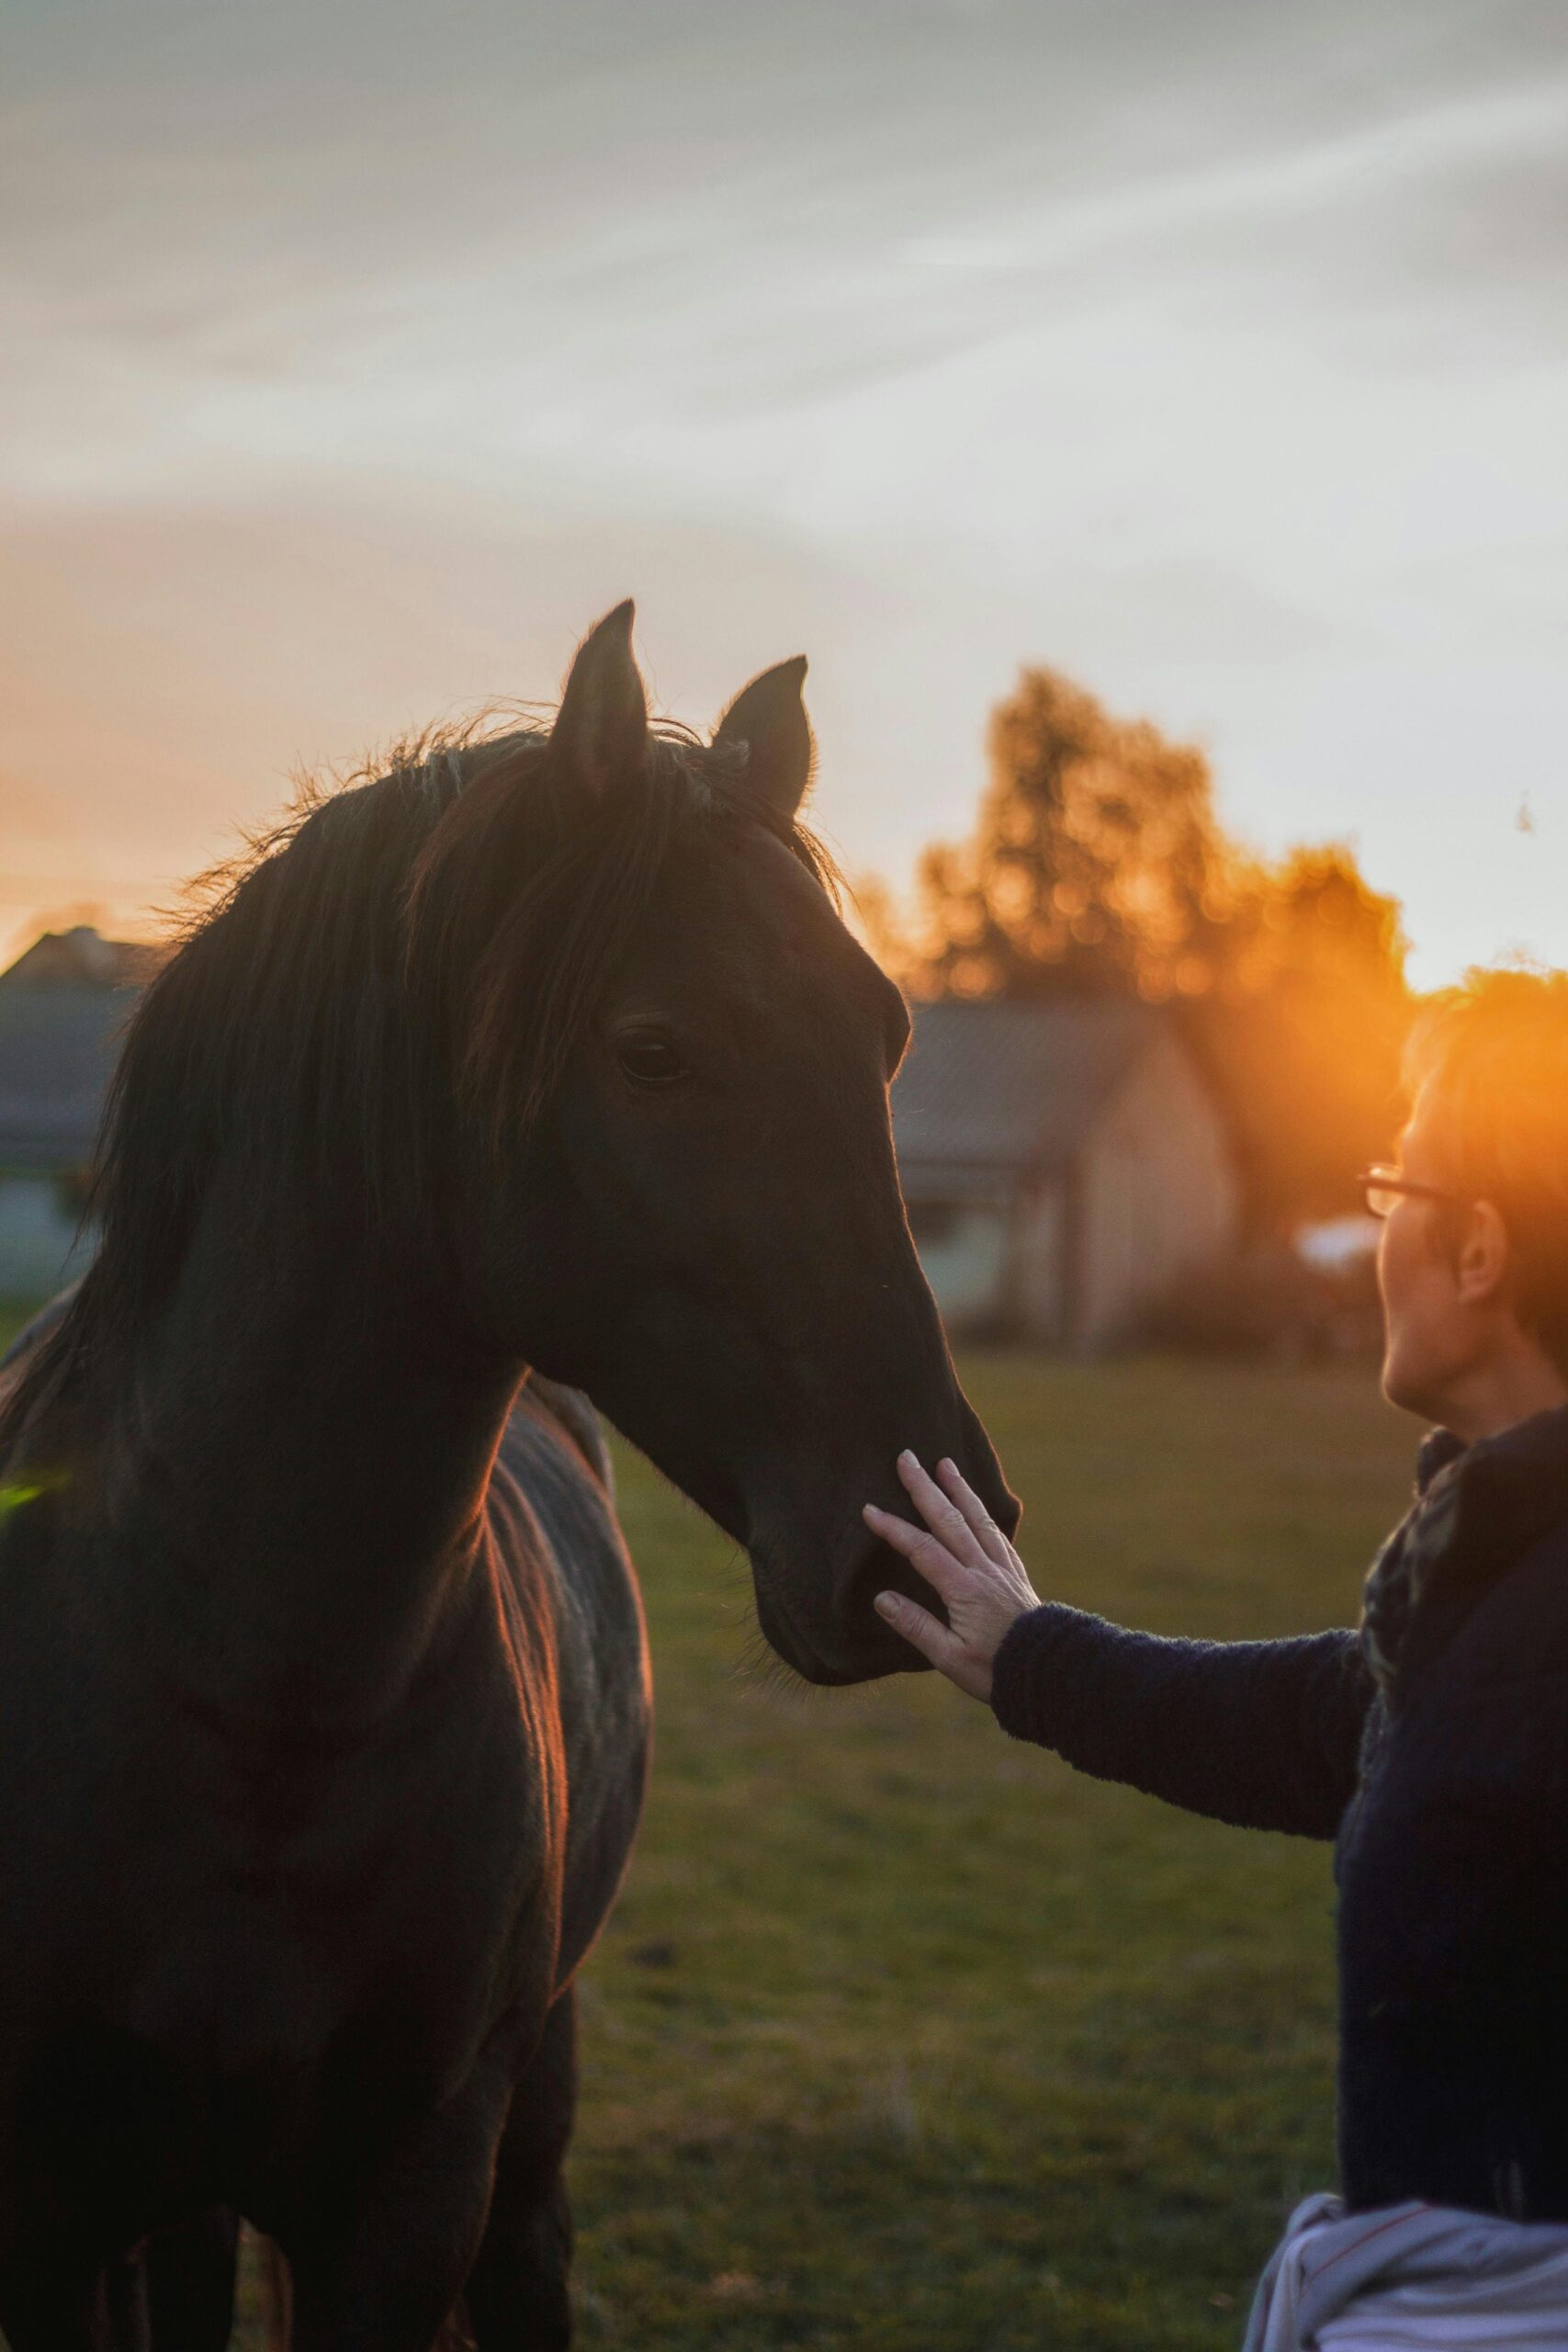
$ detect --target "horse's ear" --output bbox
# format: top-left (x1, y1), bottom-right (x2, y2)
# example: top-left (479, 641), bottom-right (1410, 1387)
top-left (550, 600), bottom-right (648, 800)
top-left (713, 655), bottom-right (813, 820)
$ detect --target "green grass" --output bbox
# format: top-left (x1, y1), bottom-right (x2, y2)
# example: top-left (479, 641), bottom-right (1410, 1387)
top-left (0, 1305), bottom-right (39, 1351)
top-left (570, 1355), bottom-right (1412, 2351)
top-left (0, 1306), bottom-right (1415, 2346)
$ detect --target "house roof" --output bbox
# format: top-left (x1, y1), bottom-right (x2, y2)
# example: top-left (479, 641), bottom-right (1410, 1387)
top-left (0, 925), bottom-right (164, 993)
top-left (0, 932), bottom-right (152, 1172)
top-left (891, 996), bottom-right (1165, 1192)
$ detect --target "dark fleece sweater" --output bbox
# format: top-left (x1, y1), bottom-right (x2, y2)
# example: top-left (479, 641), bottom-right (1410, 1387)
top-left (990, 1409), bottom-right (1568, 2222)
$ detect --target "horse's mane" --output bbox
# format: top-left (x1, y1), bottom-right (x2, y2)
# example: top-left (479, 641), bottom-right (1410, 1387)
top-left (3, 715), bottom-right (836, 1447)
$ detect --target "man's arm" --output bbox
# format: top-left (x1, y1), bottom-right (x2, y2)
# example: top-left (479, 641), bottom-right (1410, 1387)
top-left (991, 1605), bottom-right (1369, 1838)
top-left (867, 1452), bottom-right (1371, 1840)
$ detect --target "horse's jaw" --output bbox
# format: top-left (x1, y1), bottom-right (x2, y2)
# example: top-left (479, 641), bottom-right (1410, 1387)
top-left (747, 1538), bottom-right (938, 1687)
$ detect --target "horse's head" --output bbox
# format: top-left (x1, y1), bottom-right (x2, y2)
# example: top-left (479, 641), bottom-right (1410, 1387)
top-left (425, 605), bottom-right (1018, 1685)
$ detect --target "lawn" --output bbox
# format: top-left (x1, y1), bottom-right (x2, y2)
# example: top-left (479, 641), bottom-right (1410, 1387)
top-left (574, 1352), bottom-right (1411, 2352)
top-left (0, 1310), bottom-right (1415, 2347)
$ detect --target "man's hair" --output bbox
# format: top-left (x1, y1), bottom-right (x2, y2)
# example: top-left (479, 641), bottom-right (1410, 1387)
top-left (1406, 966), bottom-right (1568, 1374)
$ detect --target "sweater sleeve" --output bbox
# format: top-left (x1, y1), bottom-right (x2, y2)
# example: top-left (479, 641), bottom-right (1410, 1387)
top-left (990, 1603), bottom-right (1371, 1838)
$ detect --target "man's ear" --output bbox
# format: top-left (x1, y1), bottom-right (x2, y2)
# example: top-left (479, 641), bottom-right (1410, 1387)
top-left (713, 656), bottom-right (813, 820)
top-left (1455, 1198), bottom-right (1511, 1308)
top-left (550, 601), bottom-right (648, 801)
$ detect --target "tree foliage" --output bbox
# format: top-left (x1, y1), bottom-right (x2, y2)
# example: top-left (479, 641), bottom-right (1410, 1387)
top-left (897, 666), bottom-right (1411, 1230)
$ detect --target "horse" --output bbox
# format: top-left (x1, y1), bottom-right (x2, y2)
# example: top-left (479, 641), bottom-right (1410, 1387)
top-left (0, 603), bottom-right (1018, 2351)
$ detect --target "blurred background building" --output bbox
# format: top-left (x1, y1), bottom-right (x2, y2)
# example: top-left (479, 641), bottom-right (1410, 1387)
top-left (0, 927), bottom-right (157, 1296)
top-left (892, 999), bottom-right (1237, 1348)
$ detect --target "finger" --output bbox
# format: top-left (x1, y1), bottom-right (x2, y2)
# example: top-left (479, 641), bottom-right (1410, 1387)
top-left (862, 1503), bottom-right (967, 1600)
top-left (873, 1588), bottom-right (973, 1679)
top-left (895, 1451), bottom-right (988, 1571)
top-left (934, 1457), bottom-right (1012, 1566)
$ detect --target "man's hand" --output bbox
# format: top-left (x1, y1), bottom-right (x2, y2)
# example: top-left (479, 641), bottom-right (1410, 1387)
top-left (864, 1451), bottom-right (1042, 1702)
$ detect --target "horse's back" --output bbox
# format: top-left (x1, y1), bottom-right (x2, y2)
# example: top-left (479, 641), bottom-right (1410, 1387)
top-left (521, 1374), bottom-right (615, 1495)
top-left (490, 1376), bottom-right (650, 1984)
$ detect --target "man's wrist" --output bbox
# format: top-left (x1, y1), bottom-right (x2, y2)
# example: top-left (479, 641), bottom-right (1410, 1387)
top-left (989, 1602), bottom-right (1069, 1741)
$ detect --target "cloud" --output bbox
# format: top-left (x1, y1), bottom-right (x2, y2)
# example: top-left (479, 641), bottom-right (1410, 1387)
top-left (2, 0), bottom-right (1565, 981)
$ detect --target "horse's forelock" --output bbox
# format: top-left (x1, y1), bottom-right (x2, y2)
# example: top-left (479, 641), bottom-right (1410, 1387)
top-left (404, 720), bottom-right (837, 1148)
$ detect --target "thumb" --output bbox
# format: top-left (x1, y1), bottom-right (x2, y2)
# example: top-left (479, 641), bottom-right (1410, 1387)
top-left (874, 1589), bottom-right (987, 1695)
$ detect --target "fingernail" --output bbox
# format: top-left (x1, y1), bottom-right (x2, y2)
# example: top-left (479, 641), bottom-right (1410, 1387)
top-left (863, 1502), bottom-right (884, 1522)
top-left (874, 1592), bottom-right (900, 1618)
top-left (897, 1448), bottom-right (919, 1469)
top-left (939, 1458), bottom-right (958, 1477)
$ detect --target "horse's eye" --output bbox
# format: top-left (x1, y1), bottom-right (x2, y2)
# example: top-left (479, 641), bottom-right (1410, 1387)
top-left (615, 1031), bottom-right (690, 1089)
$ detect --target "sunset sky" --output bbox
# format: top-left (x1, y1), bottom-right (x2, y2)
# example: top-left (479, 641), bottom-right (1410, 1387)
top-left (4, 0), bottom-right (1564, 986)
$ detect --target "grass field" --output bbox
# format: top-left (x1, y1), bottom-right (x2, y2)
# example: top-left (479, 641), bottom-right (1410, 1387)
top-left (0, 1310), bottom-right (1415, 2347)
top-left (574, 1352), bottom-right (1411, 2352)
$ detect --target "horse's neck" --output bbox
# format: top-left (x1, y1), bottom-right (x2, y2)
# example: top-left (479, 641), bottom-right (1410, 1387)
top-left (122, 1191), bottom-right (525, 1725)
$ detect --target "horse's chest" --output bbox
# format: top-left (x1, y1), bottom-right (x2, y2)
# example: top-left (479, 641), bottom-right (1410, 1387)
top-left (128, 1692), bottom-right (557, 2096)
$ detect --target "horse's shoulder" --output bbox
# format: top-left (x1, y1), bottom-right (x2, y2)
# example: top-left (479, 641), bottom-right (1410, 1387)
top-left (486, 1381), bottom-right (629, 1618)
top-left (484, 1381), bottom-right (648, 1802)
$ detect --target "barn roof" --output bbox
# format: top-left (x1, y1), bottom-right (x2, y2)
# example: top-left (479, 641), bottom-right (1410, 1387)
top-left (0, 926), bottom-right (164, 992)
top-left (0, 933), bottom-right (148, 1173)
top-left (891, 997), bottom-right (1167, 1192)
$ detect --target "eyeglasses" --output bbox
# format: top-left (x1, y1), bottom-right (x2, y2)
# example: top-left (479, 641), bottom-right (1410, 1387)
top-left (1357, 1166), bottom-right (1461, 1220)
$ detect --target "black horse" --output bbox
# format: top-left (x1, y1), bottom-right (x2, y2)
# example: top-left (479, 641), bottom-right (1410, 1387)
top-left (0, 605), bottom-right (1017, 2350)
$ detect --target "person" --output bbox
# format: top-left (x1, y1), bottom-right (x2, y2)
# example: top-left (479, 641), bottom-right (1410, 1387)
top-left (865, 967), bottom-right (1568, 2350)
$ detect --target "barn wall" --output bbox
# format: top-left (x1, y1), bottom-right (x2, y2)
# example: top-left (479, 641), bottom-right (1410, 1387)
top-left (1074, 1035), bottom-right (1238, 1348)
top-left (903, 1188), bottom-right (1012, 1335)
top-left (1008, 1179), bottom-right (1066, 1344)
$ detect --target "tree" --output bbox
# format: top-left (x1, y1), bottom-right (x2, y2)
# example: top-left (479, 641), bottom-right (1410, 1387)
top-left (896, 666), bottom-right (1411, 1231)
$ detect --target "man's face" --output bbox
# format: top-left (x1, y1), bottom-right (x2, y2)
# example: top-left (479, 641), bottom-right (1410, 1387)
top-left (1378, 1086), bottom-right (1473, 1422)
